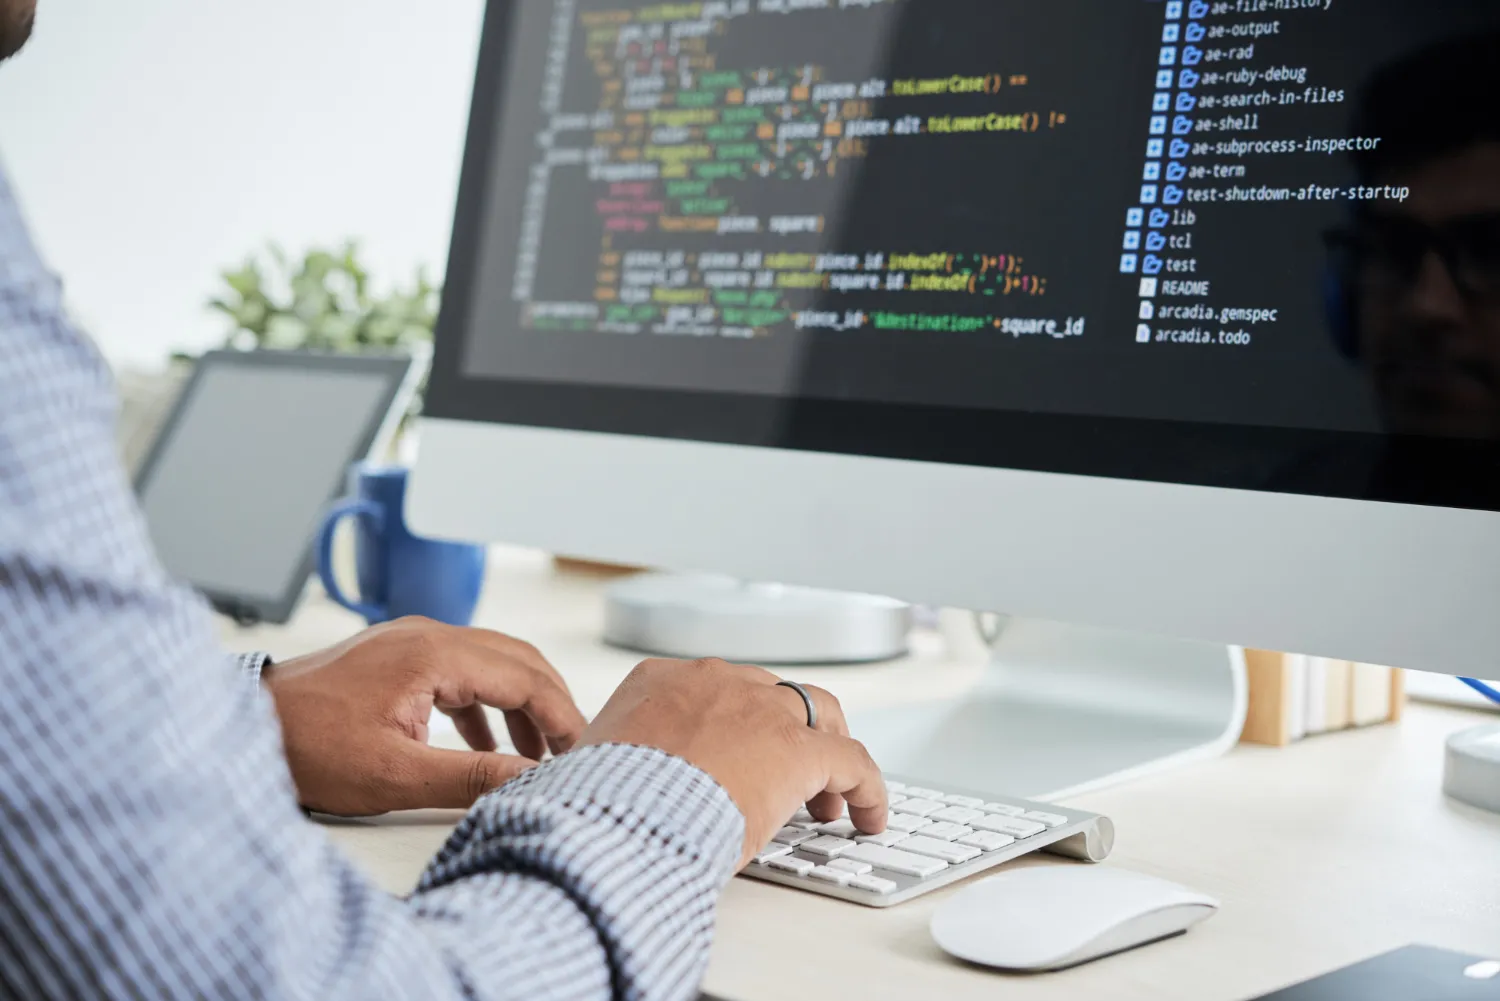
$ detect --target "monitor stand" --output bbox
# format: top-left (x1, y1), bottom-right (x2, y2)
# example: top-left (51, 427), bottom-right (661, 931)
top-left (850, 617), bottom-right (1248, 801)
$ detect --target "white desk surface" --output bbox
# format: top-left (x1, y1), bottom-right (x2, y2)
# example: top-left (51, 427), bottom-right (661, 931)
top-left (224, 547), bottom-right (1500, 1001)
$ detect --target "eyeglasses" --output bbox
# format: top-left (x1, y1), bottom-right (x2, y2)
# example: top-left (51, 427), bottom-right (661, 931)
top-left (1325, 211), bottom-right (1500, 303)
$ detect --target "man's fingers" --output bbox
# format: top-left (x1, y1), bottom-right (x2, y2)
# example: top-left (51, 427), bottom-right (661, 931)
top-left (434, 638), bottom-right (588, 753)
top-left (453, 626), bottom-right (575, 698)
top-left (815, 733), bottom-right (888, 835)
top-left (503, 708), bottom-right (547, 761)
top-left (402, 747), bottom-right (537, 810)
top-left (441, 703), bottom-right (498, 753)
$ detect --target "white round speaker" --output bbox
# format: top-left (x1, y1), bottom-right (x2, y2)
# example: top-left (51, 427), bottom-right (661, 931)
top-left (1443, 723), bottom-right (1500, 815)
top-left (603, 573), bottom-right (912, 665)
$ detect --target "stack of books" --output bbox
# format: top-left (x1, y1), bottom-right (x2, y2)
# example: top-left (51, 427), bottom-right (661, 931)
top-left (1241, 651), bottom-right (1405, 747)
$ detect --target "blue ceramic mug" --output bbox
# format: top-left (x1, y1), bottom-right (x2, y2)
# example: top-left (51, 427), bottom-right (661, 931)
top-left (315, 465), bottom-right (486, 626)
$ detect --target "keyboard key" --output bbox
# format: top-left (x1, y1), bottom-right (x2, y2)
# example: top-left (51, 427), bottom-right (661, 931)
top-left (970, 816), bottom-right (1047, 839)
top-left (957, 831), bottom-right (1016, 853)
top-left (887, 793), bottom-right (908, 806)
top-left (905, 787), bottom-right (945, 800)
top-left (917, 822), bottom-right (974, 842)
top-left (754, 844), bottom-right (794, 864)
top-left (817, 818), bottom-right (861, 839)
top-left (842, 843), bottom-right (949, 878)
top-left (1023, 810), bottom-right (1069, 828)
top-left (896, 836), bottom-right (983, 865)
top-left (827, 858), bottom-right (874, 876)
top-left (772, 827), bottom-right (818, 846)
top-left (789, 809), bottom-right (817, 826)
top-left (895, 798), bottom-right (944, 817)
top-left (849, 874), bottom-right (899, 895)
top-left (807, 865), bottom-right (853, 886)
top-left (884, 781), bottom-right (906, 793)
top-left (982, 802), bottom-right (1027, 817)
top-left (887, 813), bottom-right (931, 833)
top-left (767, 856), bottom-right (815, 876)
top-left (856, 830), bottom-right (911, 848)
top-left (931, 806), bottom-right (984, 825)
top-left (801, 836), bottom-right (856, 858)
top-left (942, 795), bottom-right (986, 808)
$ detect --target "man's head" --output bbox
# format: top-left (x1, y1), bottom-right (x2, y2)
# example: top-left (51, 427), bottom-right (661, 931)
top-left (0, 0), bottom-right (35, 62)
top-left (1341, 33), bottom-right (1500, 439)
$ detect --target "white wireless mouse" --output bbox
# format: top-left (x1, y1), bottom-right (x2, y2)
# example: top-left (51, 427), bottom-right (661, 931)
top-left (931, 866), bottom-right (1219, 972)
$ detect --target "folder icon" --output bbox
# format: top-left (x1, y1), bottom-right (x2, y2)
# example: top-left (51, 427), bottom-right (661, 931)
top-left (1144, 255), bottom-right (1164, 275)
top-left (1149, 208), bottom-right (1170, 228)
top-left (1186, 22), bottom-right (1206, 43)
top-left (1183, 45), bottom-right (1203, 66)
top-left (1146, 232), bottom-right (1167, 252)
top-left (1170, 138), bottom-right (1191, 158)
top-left (1189, 0), bottom-right (1209, 17)
top-left (1176, 93), bottom-right (1197, 112)
top-left (1179, 69), bottom-right (1200, 89)
top-left (1173, 115), bottom-right (1194, 135)
top-left (1163, 185), bottom-right (1184, 205)
top-left (1167, 161), bottom-right (1188, 182)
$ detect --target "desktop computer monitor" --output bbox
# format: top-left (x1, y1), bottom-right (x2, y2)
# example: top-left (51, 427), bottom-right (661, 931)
top-left (411, 0), bottom-right (1500, 795)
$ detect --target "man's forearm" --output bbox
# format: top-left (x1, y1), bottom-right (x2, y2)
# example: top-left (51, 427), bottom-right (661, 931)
top-left (0, 165), bottom-right (740, 1000)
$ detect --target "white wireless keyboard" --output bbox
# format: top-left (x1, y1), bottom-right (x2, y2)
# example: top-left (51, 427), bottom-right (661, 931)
top-left (740, 774), bottom-right (1115, 907)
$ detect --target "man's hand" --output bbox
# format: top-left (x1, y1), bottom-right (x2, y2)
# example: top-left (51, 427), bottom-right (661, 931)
top-left (579, 658), bottom-right (888, 869)
top-left (264, 617), bottom-right (587, 816)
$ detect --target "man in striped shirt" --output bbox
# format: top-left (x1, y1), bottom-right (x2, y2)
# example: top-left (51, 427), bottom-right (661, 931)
top-left (0, 5), bottom-right (887, 998)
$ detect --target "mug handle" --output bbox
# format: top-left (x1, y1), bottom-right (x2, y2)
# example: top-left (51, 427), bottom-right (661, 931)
top-left (316, 499), bottom-right (387, 622)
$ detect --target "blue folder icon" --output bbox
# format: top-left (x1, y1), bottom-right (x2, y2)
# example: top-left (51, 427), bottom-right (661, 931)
top-left (1179, 69), bottom-right (1200, 89)
top-left (1143, 255), bottom-right (1164, 275)
top-left (1176, 93), bottom-right (1197, 112)
top-left (1170, 138), bottom-right (1191, 158)
top-left (1163, 185), bottom-right (1184, 205)
top-left (1167, 161), bottom-right (1188, 182)
top-left (1189, 0), bottom-right (1209, 17)
top-left (1149, 208), bottom-right (1170, 228)
top-left (1173, 116), bottom-right (1194, 135)
top-left (1183, 46), bottom-right (1203, 66)
top-left (1146, 232), bottom-right (1167, 252)
top-left (1185, 23), bottom-right (1206, 43)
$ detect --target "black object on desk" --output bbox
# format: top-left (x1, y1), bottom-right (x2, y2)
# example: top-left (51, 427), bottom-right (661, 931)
top-left (1249, 946), bottom-right (1500, 1000)
top-left (132, 350), bottom-right (418, 625)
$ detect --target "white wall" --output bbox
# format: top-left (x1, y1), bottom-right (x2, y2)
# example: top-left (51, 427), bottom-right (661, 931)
top-left (0, 0), bottom-right (485, 369)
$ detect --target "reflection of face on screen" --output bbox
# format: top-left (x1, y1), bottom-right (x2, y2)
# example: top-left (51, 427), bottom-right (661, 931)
top-left (1335, 34), bottom-right (1500, 439)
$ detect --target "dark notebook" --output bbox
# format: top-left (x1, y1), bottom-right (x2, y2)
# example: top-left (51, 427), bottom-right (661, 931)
top-left (1250, 946), bottom-right (1500, 1000)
